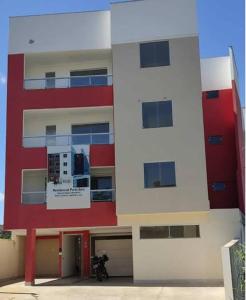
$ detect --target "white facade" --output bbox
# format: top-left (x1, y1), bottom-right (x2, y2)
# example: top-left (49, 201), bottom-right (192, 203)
top-left (200, 57), bottom-right (232, 91)
top-left (9, 11), bottom-right (111, 54)
top-left (111, 0), bottom-right (198, 44)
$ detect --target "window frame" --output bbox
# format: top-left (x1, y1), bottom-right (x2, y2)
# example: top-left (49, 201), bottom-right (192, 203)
top-left (140, 40), bottom-right (170, 68)
top-left (144, 161), bottom-right (176, 189)
top-left (142, 100), bottom-right (173, 129)
top-left (140, 225), bottom-right (200, 240)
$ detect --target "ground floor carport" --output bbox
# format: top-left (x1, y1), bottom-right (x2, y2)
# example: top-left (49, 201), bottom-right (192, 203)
top-left (23, 226), bottom-right (133, 285)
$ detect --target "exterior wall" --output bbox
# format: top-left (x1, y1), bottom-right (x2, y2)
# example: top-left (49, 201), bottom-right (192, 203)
top-left (4, 54), bottom-right (116, 231)
top-left (113, 37), bottom-right (209, 214)
top-left (200, 57), bottom-right (232, 91)
top-left (202, 89), bottom-right (239, 208)
top-left (9, 11), bottom-right (111, 54)
top-left (118, 209), bottom-right (241, 282)
top-left (111, 0), bottom-right (197, 44)
top-left (36, 237), bottom-right (59, 277)
top-left (25, 52), bottom-right (112, 80)
top-left (23, 108), bottom-right (113, 138)
top-left (0, 236), bottom-right (25, 281)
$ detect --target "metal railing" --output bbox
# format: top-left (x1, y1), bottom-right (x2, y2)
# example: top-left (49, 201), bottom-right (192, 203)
top-left (22, 189), bottom-right (115, 204)
top-left (23, 133), bottom-right (114, 148)
top-left (24, 75), bottom-right (113, 90)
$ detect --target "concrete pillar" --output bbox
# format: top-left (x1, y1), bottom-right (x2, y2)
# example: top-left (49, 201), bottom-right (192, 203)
top-left (82, 231), bottom-right (90, 279)
top-left (25, 228), bottom-right (36, 285)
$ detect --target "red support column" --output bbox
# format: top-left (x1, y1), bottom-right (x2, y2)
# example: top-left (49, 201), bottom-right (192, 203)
top-left (58, 232), bottom-right (62, 277)
top-left (25, 228), bottom-right (36, 285)
top-left (82, 231), bottom-right (90, 279)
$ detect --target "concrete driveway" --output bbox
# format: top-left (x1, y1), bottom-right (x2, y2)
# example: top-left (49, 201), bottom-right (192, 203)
top-left (0, 278), bottom-right (225, 300)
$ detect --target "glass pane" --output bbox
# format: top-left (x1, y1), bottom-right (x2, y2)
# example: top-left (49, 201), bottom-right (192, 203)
top-left (208, 136), bottom-right (223, 144)
top-left (92, 134), bottom-right (109, 144)
top-left (72, 125), bottom-right (92, 134)
top-left (184, 225), bottom-right (200, 238)
top-left (142, 102), bottom-right (158, 128)
top-left (207, 90), bottom-right (219, 99)
top-left (70, 76), bottom-right (90, 87)
top-left (140, 226), bottom-right (169, 239)
top-left (92, 191), bottom-right (113, 201)
top-left (160, 162), bottom-right (176, 187)
top-left (45, 72), bottom-right (56, 89)
top-left (71, 69), bottom-right (107, 76)
top-left (72, 135), bottom-right (90, 145)
top-left (144, 163), bottom-right (160, 188)
top-left (72, 123), bottom-right (109, 134)
top-left (212, 182), bottom-right (226, 191)
top-left (91, 76), bottom-right (108, 86)
top-left (158, 101), bottom-right (173, 127)
top-left (140, 41), bottom-right (170, 68)
top-left (155, 41), bottom-right (170, 66)
top-left (170, 226), bottom-right (184, 238)
top-left (140, 42), bottom-right (155, 68)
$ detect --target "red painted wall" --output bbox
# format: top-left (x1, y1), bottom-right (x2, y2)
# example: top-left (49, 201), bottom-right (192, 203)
top-left (4, 54), bottom-right (117, 230)
top-left (202, 89), bottom-right (240, 209)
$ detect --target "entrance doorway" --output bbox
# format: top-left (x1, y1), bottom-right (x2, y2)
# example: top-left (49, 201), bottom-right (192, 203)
top-left (62, 234), bottom-right (82, 277)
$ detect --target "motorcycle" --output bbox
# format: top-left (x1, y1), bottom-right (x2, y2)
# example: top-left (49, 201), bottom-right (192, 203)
top-left (92, 254), bottom-right (109, 281)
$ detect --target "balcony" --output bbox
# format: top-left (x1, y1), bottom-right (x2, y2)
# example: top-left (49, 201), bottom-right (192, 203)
top-left (23, 133), bottom-right (114, 148)
top-left (24, 75), bottom-right (113, 90)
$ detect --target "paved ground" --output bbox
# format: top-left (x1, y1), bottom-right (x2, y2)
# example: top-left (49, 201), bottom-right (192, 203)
top-left (0, 277), bottom-right (225, 300)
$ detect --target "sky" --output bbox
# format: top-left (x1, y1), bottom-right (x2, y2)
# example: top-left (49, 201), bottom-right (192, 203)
top-left (0, 0), bottom-right (244, 224)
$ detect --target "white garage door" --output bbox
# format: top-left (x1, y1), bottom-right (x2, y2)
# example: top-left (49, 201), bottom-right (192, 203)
top-left (95, 238), bottom-right (133, 277)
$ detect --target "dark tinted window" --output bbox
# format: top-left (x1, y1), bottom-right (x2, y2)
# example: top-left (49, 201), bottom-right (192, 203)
top-left (140, 226), bottom-right (169, 239)
top-left (208, 136), bottom-right (223, 144)
top-left (70, 69), bottom-right (107, 87)
top-left (72, 123), bottom-right (110, 145)
top-left (144, 162), bottom-right (176, 188)
top-left (45, 72), bottom-right (55, 89)
top-left (142, 100), bottom-right (173, 128)
top-left (140, 225), bottom-right (200, 239)
top-left (140, 41), bottom-right (170, 68)
top-left (91, 177), bottom-right (112, 190)
top-left (212, 182), bottom-right (226, 191)
top-left (206, 90), bottom-right (219, 99)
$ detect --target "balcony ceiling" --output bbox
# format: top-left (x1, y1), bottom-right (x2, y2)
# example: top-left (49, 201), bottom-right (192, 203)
top-left (25, 49), bottom-right (112, 65)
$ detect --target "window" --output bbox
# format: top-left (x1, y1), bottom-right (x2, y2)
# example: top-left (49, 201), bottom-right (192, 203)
top-left (63, 154), bottom-right (67, 158)
top-left (70, 69), bottom-right (108, 87)
top-left (72, 123), bottom-right (110, 144)
top-left (206, 90), bottom-right (219, 99)
top-left (63, 162), bottom-right (67, 166)
top-left (91, 177), bottom-right (112, 190)
top-left (140, 225), bottom-right (200, 239)
top-left (45, 72), bottom-right (55, 89)
top-left (142, 100), bottom-right (173, 128)
top-left (144, 161), bottom-right (176, 188)
top-left (212, 182), bottom-right (226, 191)
top-left (208, 135), bottom-right (223, 144)
top-left (46, 125), bottom-right (56, 146)
top-left (63, 171), bottom-right (67, 175)
top-left (140, 41), bottom-right (170, 68)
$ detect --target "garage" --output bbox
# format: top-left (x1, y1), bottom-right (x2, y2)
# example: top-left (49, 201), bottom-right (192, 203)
top-left (91, 235), bottom-right (133, 277)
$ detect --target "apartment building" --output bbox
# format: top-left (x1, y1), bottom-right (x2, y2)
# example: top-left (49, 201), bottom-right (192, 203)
top-left (4, 0), bottom-right (244, 285)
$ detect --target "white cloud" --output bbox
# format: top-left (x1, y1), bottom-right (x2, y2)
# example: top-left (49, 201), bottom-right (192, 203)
top-left (0, 74), bottom-right (6, 85)
top-left (0, 193), bottom-right (4, 202)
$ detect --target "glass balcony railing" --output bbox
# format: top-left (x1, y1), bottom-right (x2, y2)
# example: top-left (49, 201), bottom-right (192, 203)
top-left (23, 133), bottom-right (114, 148)
top-left (24, 75), bottom-right (113, 90)
top-left (91, 189), bottom-right (115, 202)
top-left (22, 189), bottom-right (115, 205)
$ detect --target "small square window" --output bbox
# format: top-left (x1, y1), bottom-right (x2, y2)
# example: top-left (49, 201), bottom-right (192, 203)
top-left (63, 171), bottom-right (67, 175)
top-left (142, 100), bottom-right (173, 129)
top-left (212, 182), bottom-right (226, 191)
top-left (140, 41), bottom-right (170, 68)
top-left (63, 162), bottom-right (67, 166)
top-left (63, 154), bottom-right (67, 158)
top-left (206, 90), bottom-right (219, 99)
top-left (208, 136), bottom-right (223, 144)
top-left (144, 161), bottom-right (176, 188)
